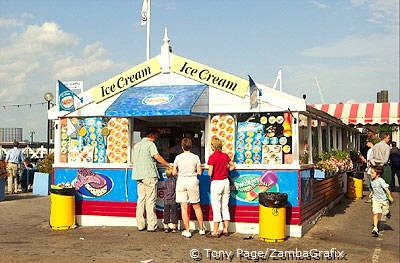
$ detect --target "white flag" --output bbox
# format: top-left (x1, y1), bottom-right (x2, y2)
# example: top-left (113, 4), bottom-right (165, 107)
top-left (140, 0), bottom-right (148, 26)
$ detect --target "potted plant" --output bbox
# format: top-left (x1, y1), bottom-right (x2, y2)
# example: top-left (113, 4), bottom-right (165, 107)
top-left (314, 151), bottom-right (353, 179)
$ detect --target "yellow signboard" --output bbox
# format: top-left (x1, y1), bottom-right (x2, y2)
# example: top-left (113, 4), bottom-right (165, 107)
top-left (91, 57), bottom-right (161, 103)
top-left (171, 54), bottom-right (249, 98)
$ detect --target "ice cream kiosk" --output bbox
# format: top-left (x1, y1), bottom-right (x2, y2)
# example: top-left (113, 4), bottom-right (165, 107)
top-left (49, 32), bottom-right (358, 237)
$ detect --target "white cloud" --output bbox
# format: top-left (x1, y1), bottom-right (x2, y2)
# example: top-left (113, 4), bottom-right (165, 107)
top-left (284, 60), bottom-right (399, 104)
top-left (83, 42), bottom-right (107, 57)
top-left (301, 32), bottom-right (398, 59)
top-left (350, 0), bottom-right (368, 5)
top-left (0, 20), bottom-right (121, 141)
top-left (21, 13), bottom-right (35, 19)
top-left (0, 13), bottom-right (35, 27)
top-left (0, 22), bottom-right (80, 65)
top-left (350, 0), bottom-right (399, 25)
top-left (0, 21), bottom-right (118, 102)
top-left (54, 54), bottom-right (115, 80)
top-left (307, 0), bottom-right (329, 9)
top-left (285, 1), bottom-right (399, 104)
top-left (0, 17), bottom-right (23, 27)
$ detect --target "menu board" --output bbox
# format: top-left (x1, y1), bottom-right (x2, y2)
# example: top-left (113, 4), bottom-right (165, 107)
top-left (235, 122), bottom-right (263, 164)
top-left (262, 145), bottom-right (282, 164)
top-left (106, 117), bottom-right (129, 163)
top-left (209, 114), bottom-right (235, 160)
top-left (261, 112), bottom-right (293, 164)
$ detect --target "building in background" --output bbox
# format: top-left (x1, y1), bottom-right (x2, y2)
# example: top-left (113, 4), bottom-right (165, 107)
top-left (0, 128), bottom-right (23, 142)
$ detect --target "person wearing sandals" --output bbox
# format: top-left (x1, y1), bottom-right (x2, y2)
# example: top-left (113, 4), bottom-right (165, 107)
top-left (173, 137), bottom-right (206, 238)
top-left (161, 167), bottom-right (178, 233)
top-left (207, 137), bottom-right (235, 238)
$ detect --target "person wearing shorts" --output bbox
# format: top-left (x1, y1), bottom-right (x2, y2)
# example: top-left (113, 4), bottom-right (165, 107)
top-left (173, 137), bottom-right (205, 238)
top-left (370, 165), bottom-right (394, 237)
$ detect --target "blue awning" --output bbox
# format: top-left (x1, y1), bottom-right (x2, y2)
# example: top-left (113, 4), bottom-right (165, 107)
top-left (105, 84), bottom-right (207, 117)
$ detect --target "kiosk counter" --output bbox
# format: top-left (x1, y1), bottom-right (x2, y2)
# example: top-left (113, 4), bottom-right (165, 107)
top-left (50, 39), bottom-right (358, 237)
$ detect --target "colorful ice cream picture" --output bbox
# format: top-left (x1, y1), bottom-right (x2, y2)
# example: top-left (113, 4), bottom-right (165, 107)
top-left (231, 170), bottom-right (279, 202)
top-left (60, 117), bottom-right (112, 164)
top-left (235, 122), bottom-right (264, 164)
top-left (68, 139), bottom-right (80, 163)
top-left (106, 117), bottom-right (129, 163)
top-left (73, 168), bottom-right (113, 198)
top-left (209, 114), bottom-right (235, 160)
top-left (82, 117), bottom-right (107, 163)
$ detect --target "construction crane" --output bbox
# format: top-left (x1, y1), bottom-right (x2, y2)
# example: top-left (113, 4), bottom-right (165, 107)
top-left (314, 77), bottom-right (326, 104)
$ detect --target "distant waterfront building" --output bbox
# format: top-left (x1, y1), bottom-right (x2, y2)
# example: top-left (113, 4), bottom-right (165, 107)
top-left (0, 128), bottom-right (23, 142)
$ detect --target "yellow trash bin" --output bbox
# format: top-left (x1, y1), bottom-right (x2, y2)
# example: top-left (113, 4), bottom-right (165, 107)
top-left (50, 187), bottom-right (76, 230)
top-left (346, 176), bottom-right (363, 200)
top-left (259, 192), bottom-right (287, 242)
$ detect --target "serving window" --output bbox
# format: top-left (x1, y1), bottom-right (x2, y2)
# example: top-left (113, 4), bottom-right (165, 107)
top-left (131, 116), bottom-right (206, 163)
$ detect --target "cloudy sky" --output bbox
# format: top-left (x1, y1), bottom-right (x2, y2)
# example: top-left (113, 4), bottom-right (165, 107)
top-left (0, 0), bottom-right (398, 141)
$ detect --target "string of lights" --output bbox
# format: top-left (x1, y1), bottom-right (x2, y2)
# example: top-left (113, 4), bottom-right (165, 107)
top-left (0, 102), bottom-right (55, 111)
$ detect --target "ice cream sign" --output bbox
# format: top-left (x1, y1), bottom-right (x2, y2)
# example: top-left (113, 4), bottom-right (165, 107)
top-left (231, 170), bottom-right (278, 202)
top-left (91, 57), bottom-right (161, 103)
top-left (142, 94), bottom-right (174, 106)
top-left (171, 54), bottom-right (249, 98)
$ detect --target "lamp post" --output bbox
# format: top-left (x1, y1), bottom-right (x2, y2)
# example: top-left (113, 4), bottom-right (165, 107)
top-left (44, 92), bottom-right (54, 156)
top-left (29, 129), bottom-right (35, 144)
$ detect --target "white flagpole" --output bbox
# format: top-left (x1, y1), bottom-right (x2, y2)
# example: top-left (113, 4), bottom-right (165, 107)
top-left (146, 0), bottom-right (151, 60)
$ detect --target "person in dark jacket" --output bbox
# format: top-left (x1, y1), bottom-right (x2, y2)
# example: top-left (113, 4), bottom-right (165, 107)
top-left (389, 142), bottom-right (400, 192)
top-left (20, 163), bottom-right (37, 192)
top-left (161, 167), bottom-right (178, 232)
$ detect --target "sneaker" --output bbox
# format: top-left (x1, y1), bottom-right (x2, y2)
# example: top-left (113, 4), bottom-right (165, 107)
top-left (199, 229), bottom-right (206, 235)
top-left (372, 230), bottom-right (379, 237)
top-left (164, 228), bottom-right (170, 233)
top-left (171, 228), bottom-right (178, 233)
top-left (182, 230), bottom-right (192, 238)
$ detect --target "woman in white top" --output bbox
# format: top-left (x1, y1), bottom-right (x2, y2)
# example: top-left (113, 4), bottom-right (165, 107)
top-left (173, 137), bottom-right (206, 238)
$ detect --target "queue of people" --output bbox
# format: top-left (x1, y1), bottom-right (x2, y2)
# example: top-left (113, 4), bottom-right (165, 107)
top-left (132, 129), bottom-right (235, 238)
top-left (3, 141), bottom-right (38, 194)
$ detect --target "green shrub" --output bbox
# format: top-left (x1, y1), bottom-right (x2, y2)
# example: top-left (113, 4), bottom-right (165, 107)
top-left (37, 153), bottom-right (54, 174)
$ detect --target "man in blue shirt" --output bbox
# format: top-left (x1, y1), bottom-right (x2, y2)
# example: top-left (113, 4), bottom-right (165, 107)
top-left (5, 141), bottom-right (26, 194)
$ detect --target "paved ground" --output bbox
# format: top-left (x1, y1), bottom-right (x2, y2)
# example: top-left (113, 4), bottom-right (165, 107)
top-left (0, 191), bottom-right (399, 263)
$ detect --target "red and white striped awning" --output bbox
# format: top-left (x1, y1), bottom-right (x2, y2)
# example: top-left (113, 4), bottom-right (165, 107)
top-left (309, 103), bottom-right (400, 125)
